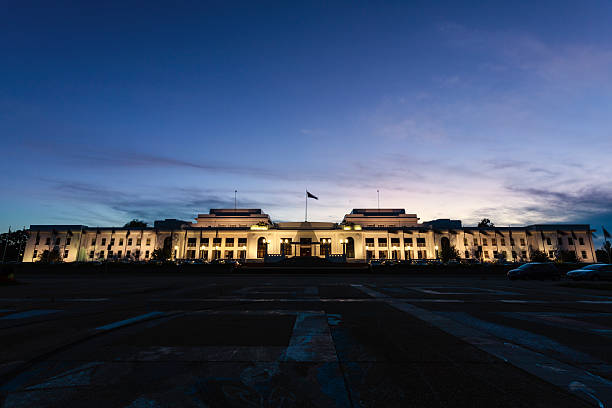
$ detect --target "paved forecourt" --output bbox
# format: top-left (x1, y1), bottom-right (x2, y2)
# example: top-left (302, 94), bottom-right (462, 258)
top-left (1, 272), bottom-right (612, 407)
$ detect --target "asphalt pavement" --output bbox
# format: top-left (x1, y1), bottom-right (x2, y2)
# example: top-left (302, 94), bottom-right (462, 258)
top-left (1, 272), bottom-right (612, 407)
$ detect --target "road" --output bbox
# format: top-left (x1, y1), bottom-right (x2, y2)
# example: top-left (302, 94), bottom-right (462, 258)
top-left (1, 272), bottom-right (612, 407)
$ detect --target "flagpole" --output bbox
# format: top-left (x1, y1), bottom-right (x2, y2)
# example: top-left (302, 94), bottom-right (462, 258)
top-left (605, 225), bottom-right (611, 263)
top-left (305, 190), bottom-right (307, 222)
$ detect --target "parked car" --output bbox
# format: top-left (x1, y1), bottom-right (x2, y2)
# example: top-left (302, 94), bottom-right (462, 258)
top-left (566, 264), bottom-right (612, 281)
top-left (507, 263), bottom-right (560, 280)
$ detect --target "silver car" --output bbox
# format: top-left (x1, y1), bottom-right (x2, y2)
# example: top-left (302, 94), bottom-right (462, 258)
top-left (566, 264), bottom-right (612, 281)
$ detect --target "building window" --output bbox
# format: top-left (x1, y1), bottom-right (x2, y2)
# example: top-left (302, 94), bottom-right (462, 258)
top-left (134, 250), bottom-right (140, 258)
top-left (473, 238), bottom-right (478, 246)
top-left (463, 238), bottom-right (468, 246)
top-left (568, 238), bottom-right (574, 245)
top-left (520, 238), bottom-right (525, 246)
top-left (128, 238), bottom-right (133, 246)
top-left (405, 237), bottom-right (413, 246)
top-left (579, 237), bottom-right (584, 245)
top-left (493, 250), bottom-right (498, 258)
top-left (546, 238), bottom-right (551, 245)
top-left (225, 250), bottom-right (234, 259)
top-left (378, 251), bottom-right (387, 259)
top-left (581, 250), bottom-right (587, 259)
top-left (117, 250), bottom-right (122, 258)
top-left (200, 238), bottom-right (209, 247)
top-left (491, 238), bottom-right (497, 246)
top-left (187, 238), bottom-right (197, 247)
top-left (501, 238), bottom-right (506, 246)
top-left (145, 250), bottom-right (150, 258)
top-left (108, 250), bottom-right (114, 258)
top-left (99, 250), bottom-right (105, 259)
top-left (212, 250), bottom-right (221, 259)
top-left (512, 251), bottom-right (517, 259)
top-left (45, 237), bottom-right (51, 245)
top-left (55, 238), bottom-right (61, 245)
top-left (110, 238), bottom-right (115, 246)
top-left (417, 250), bottom-right (426, 259)
top-left (33, 249), bottom-right (38, 259)
top-left (484, 251), bottom-right (489, 259)
top-left (238, 238), bottom-right (247, 247)
top-left (548, 250), bottom-right (555, 258)
top-left (213, 238), bottom-right (222, 248)
top-left (281, 238), bottom-right (292, 255)
top-left (482, 239), bottom-right (488, 246)
top-left (521, 250), bottom-right (527, 258)
top-left (200, 250), bottom-right (208, 260)
top-left (378, 238), bottom-right (387, 247)
top-left (66, 238), bottom-right (71, 246)
top-left (365, 238), bottom-right (374, 248)
top-left (391, 238), bottom-right (400, 247)
top-left (146, 238), bottom-right (151, 246)
top-left (88, 250), bottom-right (93, 259)
top-left (186, 250), bottom-right (196, 259)
top-left (119, 238), bottom-right (123, 246)
top-left (238, 250), bottom-right (246, 259)
top-left (257, 237), bottom-right (266, 258)
top-left (225, 238), bottom-right (234, 247)
top-left (417, 238), bottom-right (426, 247)
top-left (126, 250), bottom-right (131, 258)
top-left (366, 250), bottom-right (374, 260)
top-left (510, 238), bottom-right (515, 246)
top-left (101, 238), bottom-right (107, 246)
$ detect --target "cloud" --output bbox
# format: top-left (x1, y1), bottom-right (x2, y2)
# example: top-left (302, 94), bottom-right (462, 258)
top-left (437, 22), bottom-right (612, 88)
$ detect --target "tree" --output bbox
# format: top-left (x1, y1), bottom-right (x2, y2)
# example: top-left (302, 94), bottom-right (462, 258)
top-left (439, 245), bottom-right (460, 263)
top-left (556, 249), bottom-right (579, 263)
top-left (1, 229), bottom-right (29, 262)
top-left (37, 248), bottom-right (63, 263)
top-left (596, 242), bottom-right (611, 263)
top-left (529, 249), bottom-right (549, 262)
top-left (124, 219), bottom-right (147, 228)
top-left (152, 247), bottom-right (171, 261)
top-left (477, 218), bottom-right (494, 228)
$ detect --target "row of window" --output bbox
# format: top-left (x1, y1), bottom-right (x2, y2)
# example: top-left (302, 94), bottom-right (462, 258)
top-left (186, 237), bottom-right (248, 248)
top-left (34, 236), bottom-right (155, 247)
top-left (462, 237), bottom-right (585, 247)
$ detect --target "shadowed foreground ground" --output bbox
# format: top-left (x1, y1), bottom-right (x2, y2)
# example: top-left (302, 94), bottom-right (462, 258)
top-left (1, 271), bottom-right (611, 407)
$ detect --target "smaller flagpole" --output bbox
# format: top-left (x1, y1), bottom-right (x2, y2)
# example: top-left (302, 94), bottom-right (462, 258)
top-left (234, 190), bottom-right (237, 210)
top-left (377, 190), bottom-right (380, 210)
top-left (2, 226), bottom-right (10, 263)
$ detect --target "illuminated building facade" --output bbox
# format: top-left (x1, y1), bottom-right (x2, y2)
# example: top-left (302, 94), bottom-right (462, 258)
top-left (23, 208), bottom-right (597, 263)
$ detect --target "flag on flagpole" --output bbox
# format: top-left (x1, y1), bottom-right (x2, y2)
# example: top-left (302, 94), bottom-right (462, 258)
top-left (307, 191), bottom-right (318, 200)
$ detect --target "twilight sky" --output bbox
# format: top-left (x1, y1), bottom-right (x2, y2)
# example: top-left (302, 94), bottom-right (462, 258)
top-left (2, 1), bottom-right (612, 239)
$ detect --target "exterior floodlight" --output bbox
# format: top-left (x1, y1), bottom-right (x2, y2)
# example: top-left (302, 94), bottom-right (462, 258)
top-left (435, 245), bottom-right (439, 250)
top-left (215, 246), bottom-right (220, 250)
top-left (407, 245), bottom-right (412, 250)
top-left (174, 245), bottom-right (179, 250)
top-left (242, 245), bottom-right (247, 250)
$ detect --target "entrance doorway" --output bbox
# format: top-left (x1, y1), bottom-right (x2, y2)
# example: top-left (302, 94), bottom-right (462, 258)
top-left (299, 237), bottom-right (312, 257)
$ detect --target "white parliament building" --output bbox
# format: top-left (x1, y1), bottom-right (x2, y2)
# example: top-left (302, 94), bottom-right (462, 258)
top-left (23, 208), bottom-right (597, 263)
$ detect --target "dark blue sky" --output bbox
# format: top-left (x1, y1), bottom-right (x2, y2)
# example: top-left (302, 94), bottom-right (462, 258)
top-left (2, 1), bottom-right (612, 242)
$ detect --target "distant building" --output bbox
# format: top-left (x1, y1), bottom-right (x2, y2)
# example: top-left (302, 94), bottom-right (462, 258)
top-left (23, 208), bottom-right (597, 263)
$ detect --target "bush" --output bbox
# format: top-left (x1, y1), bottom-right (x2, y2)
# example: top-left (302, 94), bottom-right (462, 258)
top-left (529, 249), bottom-right (549, 262)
